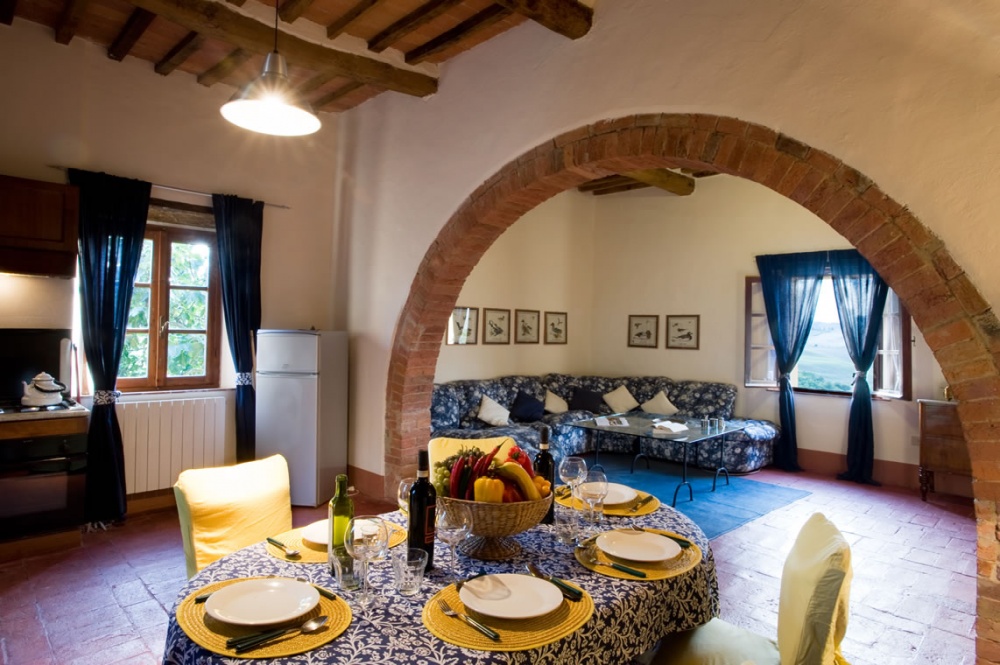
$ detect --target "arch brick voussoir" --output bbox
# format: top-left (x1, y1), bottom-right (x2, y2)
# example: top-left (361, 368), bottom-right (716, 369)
top-left (384, 113), bottom-right (1000, 662)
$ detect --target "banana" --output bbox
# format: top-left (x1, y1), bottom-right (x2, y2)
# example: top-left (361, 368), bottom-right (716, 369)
top-left (494, 461), bottom-right (541, 501)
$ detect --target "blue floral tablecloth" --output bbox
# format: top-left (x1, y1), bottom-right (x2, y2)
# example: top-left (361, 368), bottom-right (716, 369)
top-left (163, 505), bottom-right (719, 665)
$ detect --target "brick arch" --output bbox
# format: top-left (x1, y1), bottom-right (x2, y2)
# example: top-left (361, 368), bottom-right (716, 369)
top-left (385, 113), bottom-right (1000, 659)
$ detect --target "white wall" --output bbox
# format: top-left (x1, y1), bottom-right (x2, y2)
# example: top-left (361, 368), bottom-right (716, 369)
top-left (434, 192), bottom-right (596, 382)
top-left (444, 176), bottom-right (945, 466)
top-left (344, 0), bottom-right (1000, 477)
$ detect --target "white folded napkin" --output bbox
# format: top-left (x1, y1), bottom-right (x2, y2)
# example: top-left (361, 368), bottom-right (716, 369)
top-left (653, 420), bottom-right (688, 432)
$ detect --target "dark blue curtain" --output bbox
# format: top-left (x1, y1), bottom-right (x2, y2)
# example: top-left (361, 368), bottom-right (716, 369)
top-left (212, 195), bottom-right (263, 463)
top-left (69, 169), bottom-right (151, 524)
top-left (830, 249), bottom-right (889, 485)
top-left (756, 252), bottom-right (827, 471)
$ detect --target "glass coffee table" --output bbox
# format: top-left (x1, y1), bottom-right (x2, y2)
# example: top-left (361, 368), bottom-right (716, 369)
top-left (569, 413), bottom-right (747, 506)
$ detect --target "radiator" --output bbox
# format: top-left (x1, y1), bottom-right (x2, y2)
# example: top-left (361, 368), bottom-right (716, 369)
top-left (118, 396), bottom-right (227, 494)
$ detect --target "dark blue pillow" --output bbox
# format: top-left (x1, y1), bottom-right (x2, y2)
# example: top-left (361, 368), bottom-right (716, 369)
top-left (569, 387), bottom-right (604, 413)
top-left (509, 391), bottom-right (544, 422)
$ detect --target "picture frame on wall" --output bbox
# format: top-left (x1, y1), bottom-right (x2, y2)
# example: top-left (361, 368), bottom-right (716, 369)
top-left (483, 308), bottom-right (511, 344)
top-left (448, 307), bottom-right (478, 345)
top-left (666, 315), bottom-right (700, 350)
top-left (544, 311), bottom-right (568, 344)
top-left (628, 315), bottom-right (659, 348)
top-left (515, 309), bottom-right (540, 344)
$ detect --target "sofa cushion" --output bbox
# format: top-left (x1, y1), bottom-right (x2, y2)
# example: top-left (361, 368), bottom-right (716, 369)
top-left (642, 390), bottom-right (678, 415)
top-left (604, 385), bottom-right (639, 413)
top-left (510, 391), bottom-right (545, 422)
top-left (477, 395), bottom-right (510, 426)
top-left (545, 390), bottom-right (569, 414)
top-left (569, 387), bottom-right (604, 412)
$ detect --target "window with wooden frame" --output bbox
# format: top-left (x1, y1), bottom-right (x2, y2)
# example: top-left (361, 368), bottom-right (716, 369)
top-left (744, 276), bottom-right (911, 399)
top-left (116, 226), bottom-right (221, 391)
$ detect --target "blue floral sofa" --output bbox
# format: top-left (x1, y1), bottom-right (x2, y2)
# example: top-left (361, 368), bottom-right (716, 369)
top-left (430, 373), bottom-right (778, 473)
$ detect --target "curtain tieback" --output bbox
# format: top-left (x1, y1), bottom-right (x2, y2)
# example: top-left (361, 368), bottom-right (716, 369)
top-left (236, 372), bottom-right (253, 386)
top-left (852, 371), bottom-right (867, 385)
top-left (94, 390), bottom-right (121, 405)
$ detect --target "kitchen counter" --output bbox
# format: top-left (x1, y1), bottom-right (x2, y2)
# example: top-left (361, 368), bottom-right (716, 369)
top-left (0, 403), bottom-right (89, 423)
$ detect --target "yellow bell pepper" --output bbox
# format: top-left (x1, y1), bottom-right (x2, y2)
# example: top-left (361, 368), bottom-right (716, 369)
top-left (532, 475), bottom-right (552, 498)
top-left (474, 476), bottom-right (505, 503)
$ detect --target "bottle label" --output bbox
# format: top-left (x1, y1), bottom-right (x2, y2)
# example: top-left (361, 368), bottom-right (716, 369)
top-left (423, 504), bottom-right (436, 545)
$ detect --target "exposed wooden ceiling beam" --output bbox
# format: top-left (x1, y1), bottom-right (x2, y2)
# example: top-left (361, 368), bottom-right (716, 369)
top-left (122, 0), bottom-right (437, 97)
top-left (577, 175), bottom-right (635, 193)
top-left (368, 0), bottom-right (463, 53)
top-left (298, 70), bottom-right (341, 95)
top-left (624, 169), bottom-right (695, 196)
top-left (197, 47), bottom-right (252, 86)
top-left (406, 5), bottom-right (512, 65)
top-left (278, 0), bottom-right (315, 24)
top-left (0, 0), bottom-right (16, 26)
top-left (592, 182), bottom-right (649, 196)
top-left (493, 0), bottom-right (591, 39)
top-left (326, 0), bottom-right (378, 39)
top-left (108, 8), bottom-right (155, 61)
top-left (155, 30), bottom-right (202, 75)
top-left (224, 0), bottom-right (246, 6)
top-left (54, 0), bottom-right (91, 45)
top-left (312, 81), bottom-right (364, 109)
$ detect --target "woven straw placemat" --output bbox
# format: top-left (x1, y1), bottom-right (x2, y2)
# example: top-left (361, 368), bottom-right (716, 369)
top-left (422, 581), bottom-right (594, 652)
top-left (574, 529), bottom-right (702, 581)
top-left (554, 487), bottom-right (661, 517)
top-left (176, 577), bottom-right (352, 659)
top-left (266, 522), bottom-right (407, 563)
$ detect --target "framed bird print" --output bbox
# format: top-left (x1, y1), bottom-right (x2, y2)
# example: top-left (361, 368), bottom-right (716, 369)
top-left (515, 309), bottom-right (540, 344)
top-left (483, 308), bottom-right (511, 344)
top-left (544, 311), bottom-right (568, 344)
top-left (447, 306), bottom-right (478, 345)
top-left (666, 315), bottom-right (700, 350)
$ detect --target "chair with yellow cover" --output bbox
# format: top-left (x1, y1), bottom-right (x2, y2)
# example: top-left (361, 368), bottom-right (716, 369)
top-left (653, 512), bottom-right (852, 665)
top-left (428, 436), bottom-right (520, 473)
top-left (173, 454), bottom-right (293, 579)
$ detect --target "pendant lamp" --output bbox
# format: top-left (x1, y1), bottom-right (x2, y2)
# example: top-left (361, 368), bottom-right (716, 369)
top-left (220, 1), bottom-right (321, 136)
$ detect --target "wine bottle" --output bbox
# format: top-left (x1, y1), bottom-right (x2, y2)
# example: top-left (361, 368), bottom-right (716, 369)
top-left (408, 449), bottom-right (436, 570)
top-left (534, 426), bottom-right (556, 524)
top-left (328, 474), bottom-right (356, 586)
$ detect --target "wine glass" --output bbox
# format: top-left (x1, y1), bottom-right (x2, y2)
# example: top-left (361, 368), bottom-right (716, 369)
top-left (558, 456), bottom-right (587, 542)
top-left (578, 469), bottom-right (609, 532)
top-left (436, 502), bottom-right (473, 584)
top-left (397, 477), bottom-right (415, 520)
top-left (343, 516), bottom-right (389, 609)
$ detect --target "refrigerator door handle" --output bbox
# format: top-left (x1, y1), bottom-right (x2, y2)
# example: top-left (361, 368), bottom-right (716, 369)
top-left (256, 371), bottom-right (319, 378)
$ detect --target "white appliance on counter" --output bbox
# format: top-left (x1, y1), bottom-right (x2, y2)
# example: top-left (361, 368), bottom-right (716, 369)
top-left (255, 330), bottom-right (348, 507)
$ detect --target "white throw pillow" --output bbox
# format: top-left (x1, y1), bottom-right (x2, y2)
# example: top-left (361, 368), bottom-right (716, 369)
top-left (604, 385), bottom-right (639, 413)
top-left (477, 395), bottom-right (510, 426)
top-left (544, 390), bottom-right (569, 414)
top-left (641, 390), bottom-right (679, 416)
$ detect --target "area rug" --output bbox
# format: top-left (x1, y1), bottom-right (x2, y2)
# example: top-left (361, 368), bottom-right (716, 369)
top-left (596, 453), bottom-right (810, 539)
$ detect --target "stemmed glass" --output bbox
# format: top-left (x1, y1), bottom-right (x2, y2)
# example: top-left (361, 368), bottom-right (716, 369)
top-left (558, 456), bottom-right (588, 542)
top-left (578, 469), bottom-right (609, 532)
top-left (343, 516), bottom-right (389, 609)
top-left (397, 477), bottom-right (415, 523)
top-left (436, 502), bottom-right (473, 584)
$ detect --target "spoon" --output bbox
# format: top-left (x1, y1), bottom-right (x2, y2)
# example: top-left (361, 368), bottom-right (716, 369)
top-left (230, 615), bottom-right (328, 653)
top-left (266, 537), bottom-right (301, 559)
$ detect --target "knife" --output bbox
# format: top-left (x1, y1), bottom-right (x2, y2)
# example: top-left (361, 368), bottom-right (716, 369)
top-left (525, 563), bottom-right (583, 601)
top-left (628, 494), bottom-right (656, 513)
top-left (627, 527), bottom-right (692, 549)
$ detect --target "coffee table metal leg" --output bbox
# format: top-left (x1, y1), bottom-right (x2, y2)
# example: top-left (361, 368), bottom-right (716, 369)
top-left (630, 436), bottom-right (649, 473)
top-left (672, 440), bottom-right (694, 506)
top-left (591, 431), bottom-right (604, 471)
top-left (712, 436), bottom-right (730, 492)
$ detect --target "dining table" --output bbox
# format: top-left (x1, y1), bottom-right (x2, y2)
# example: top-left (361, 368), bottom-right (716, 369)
top-left (162, 491), bottom-right (719, 664)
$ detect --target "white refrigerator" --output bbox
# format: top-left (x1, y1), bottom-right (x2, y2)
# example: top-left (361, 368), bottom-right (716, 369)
top-left (255, 330), bottom-right (348, 507)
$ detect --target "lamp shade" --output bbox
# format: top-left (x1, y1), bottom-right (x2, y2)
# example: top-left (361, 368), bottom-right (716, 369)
top-left (220, 52), bottom-right (321, 137)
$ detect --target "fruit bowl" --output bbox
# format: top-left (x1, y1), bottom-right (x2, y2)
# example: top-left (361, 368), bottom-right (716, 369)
top-left (438, 493), bottom-right (553, 560)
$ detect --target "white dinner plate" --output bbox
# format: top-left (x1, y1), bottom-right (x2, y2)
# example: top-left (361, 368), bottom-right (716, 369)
top-left (596, 530), bottom-right (682, 563)
top-left (205, 578), bottom-right (320, 626)
top-left (603, 483), bottom-right (638, 505)
top-left (458, 574), bottom-right (563, 620)
top-left (301, 519), bottom-right (329, 546)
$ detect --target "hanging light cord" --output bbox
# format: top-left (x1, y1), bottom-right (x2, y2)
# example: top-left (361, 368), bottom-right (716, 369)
top-left (273, 1), bottom-right (279, 54)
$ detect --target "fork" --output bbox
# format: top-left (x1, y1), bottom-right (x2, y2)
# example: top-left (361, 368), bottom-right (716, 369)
top-left (436, 598), bottom-right (501, 641)
top-left (580, 544), bottom-right (647, 578)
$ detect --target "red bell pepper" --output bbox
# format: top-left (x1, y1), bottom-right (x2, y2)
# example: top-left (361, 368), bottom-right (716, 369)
top-left (505, 446), bottom-right (534, 478)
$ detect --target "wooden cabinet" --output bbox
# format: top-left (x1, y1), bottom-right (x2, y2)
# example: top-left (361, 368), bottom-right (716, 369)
top-left (0, 174), bottom-right (79, 278)
top-left (918, 399), bottom-right (971, 501)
